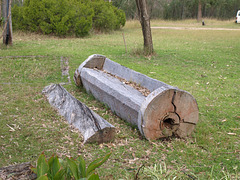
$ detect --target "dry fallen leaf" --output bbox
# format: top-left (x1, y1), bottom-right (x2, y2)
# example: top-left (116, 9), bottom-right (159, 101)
top-left (129, 158), bottom-right (139, 164)
top-left (6, 124), bottom-right (15, 132)
top-left (227, 133), bottom-right (236, 135)
top-left (102, 70), bottom-right (151, 97)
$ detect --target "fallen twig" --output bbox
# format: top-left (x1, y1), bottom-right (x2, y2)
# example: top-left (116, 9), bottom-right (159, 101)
top-left (134, 164), bottom-right (145, 180)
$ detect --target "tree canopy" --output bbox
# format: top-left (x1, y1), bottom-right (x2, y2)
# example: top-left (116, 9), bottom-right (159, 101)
top-left (112, 0), bottom-right (240, 20)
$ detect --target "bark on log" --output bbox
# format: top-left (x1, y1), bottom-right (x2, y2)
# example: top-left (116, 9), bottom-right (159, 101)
top-left (0, 162), bottom-right (37, 180)
top-left (74, 55), bottom-right (199, 141)
top-left (42, 84), bottom-right (115, 144)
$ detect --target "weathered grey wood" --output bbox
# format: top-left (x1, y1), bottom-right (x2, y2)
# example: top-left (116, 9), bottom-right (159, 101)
top-left (74, 55), bottom-right (199, 140)
top-left (74, 54), bottom-right (105, 87)
top-left (42, 84), bottom-right (115, 144)
top-left (81, 68), bottom-right (145, 125)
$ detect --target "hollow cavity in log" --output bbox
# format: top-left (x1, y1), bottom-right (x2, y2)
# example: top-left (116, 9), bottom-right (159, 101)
top-left (100, 68), bottom-right (151, 97)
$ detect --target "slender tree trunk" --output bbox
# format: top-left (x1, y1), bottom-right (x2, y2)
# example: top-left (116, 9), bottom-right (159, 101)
top-left (0, 0), bottom-right (2, 25)
top-left (135, 0), bottom-right (153, 55)
top-left (2, 0), bottom-right (12, 45)
top-left (197, 0), bottom-right (202, 22)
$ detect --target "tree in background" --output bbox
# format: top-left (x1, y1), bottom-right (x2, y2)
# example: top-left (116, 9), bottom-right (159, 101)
top-left (113, 0), bottom-right (239, 20)
top-left (112, 0), bottom-right (137, 19)
top-left (0, 0), bottom-right (2, 25)
top-left (2, 0), bottom-right (12, 45)
top-left (197, 0), bottom-right (202, 21)
top-left (135, 0), bottom-right (153, 55)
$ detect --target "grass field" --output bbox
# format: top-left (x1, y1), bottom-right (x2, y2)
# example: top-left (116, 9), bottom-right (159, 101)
top-left (0, 19), bottom-right (240, 179)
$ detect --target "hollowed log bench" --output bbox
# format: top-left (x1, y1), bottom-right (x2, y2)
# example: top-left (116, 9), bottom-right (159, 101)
top-left (74, 54), bottom-right (199, 140)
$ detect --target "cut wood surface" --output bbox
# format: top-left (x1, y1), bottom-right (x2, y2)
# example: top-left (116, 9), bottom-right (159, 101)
top-left (74, 54), bottom-right (199, 140)
top-left (42, 84), bottom-right (115, 144)
top-left (138, 87), bottom-right (198, 140)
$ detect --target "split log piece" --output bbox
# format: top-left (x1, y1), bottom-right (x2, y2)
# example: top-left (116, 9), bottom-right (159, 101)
top-left (42, 84), bottom-right (115, 144)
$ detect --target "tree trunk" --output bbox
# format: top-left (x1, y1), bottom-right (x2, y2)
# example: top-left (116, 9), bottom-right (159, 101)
top-left (2, 0), bottom-right (12, 45)
top-left (0, 0), bottom-right (2, 25)
top-left (135, 0), bottom-right (153, 55)
top-left (197, 0), bottom-right (202, 22)
top-left (42, 84), bottom-right (115, 144)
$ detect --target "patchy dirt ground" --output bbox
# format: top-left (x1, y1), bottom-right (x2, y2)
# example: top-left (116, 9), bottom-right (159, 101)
top-left (151, 26), bottom-right (240, 31)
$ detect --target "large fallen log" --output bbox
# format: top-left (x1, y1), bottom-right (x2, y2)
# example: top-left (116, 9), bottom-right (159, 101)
top-left (42, 84), bottom-right (115, 144)
top-left (74, 54), bottom-right (199, 140)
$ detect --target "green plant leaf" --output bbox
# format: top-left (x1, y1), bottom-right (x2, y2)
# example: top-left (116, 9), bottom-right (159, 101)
top-left (51, 155), bottom-right (61, 177)
top-left (86, 152), bottom-right (111, 176)
top-left (37, 153), bottom-right (49, 177)
top-left (67, 157), bottom-right (79, 180)
top-left (37, 175), bottom-right (48, 180)
top-left (48, 155), bottom-right (55, 167)
top-left (77, 155), bottom-right (86, 178)
top-left (31, 167), bottom-right (37, 174)
top-left (53, 168), bottom-right (65, 180)
top-left (47, 155), bottom-right (55, 179)
top-left (87, 173), bottom-right (100, 180)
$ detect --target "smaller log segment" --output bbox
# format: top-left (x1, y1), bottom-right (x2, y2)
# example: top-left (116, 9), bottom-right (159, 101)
top-left (42, 84), bottom-right (115, 144)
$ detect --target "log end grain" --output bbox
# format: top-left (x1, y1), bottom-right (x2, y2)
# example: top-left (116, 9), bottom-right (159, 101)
top-left (138, 88), bottom-right (199, 140)
top-left (73, 54), bottom-right (106, 87)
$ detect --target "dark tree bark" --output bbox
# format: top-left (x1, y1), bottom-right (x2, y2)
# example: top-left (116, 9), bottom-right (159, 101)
top-left (197, 0), bottom-right (202, 22)
top-left (135, 0), bottom-right (153, 55)
top-left (0, 0), bottom-right (2, 25)
top-left (2, 0), bottom-right (12, 45)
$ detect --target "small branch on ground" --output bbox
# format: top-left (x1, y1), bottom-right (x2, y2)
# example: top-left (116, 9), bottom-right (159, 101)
top-left (134, 164), bottom-right (145, 180)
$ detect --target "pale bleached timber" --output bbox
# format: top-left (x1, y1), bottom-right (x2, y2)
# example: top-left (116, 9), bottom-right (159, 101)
top-left (74, 54), bottom-right (199, 140)
top-left (42, 84), bottom-right (115, 144)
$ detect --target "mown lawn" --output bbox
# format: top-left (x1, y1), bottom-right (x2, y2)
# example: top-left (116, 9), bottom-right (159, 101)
top-left (0, 20), bottom-right (239, 179)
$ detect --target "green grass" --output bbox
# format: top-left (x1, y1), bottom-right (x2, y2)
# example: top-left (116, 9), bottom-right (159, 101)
top-left (150, 18), bottom-right (240, 29)
top-left (0, 20), bottom-right (239, 179)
